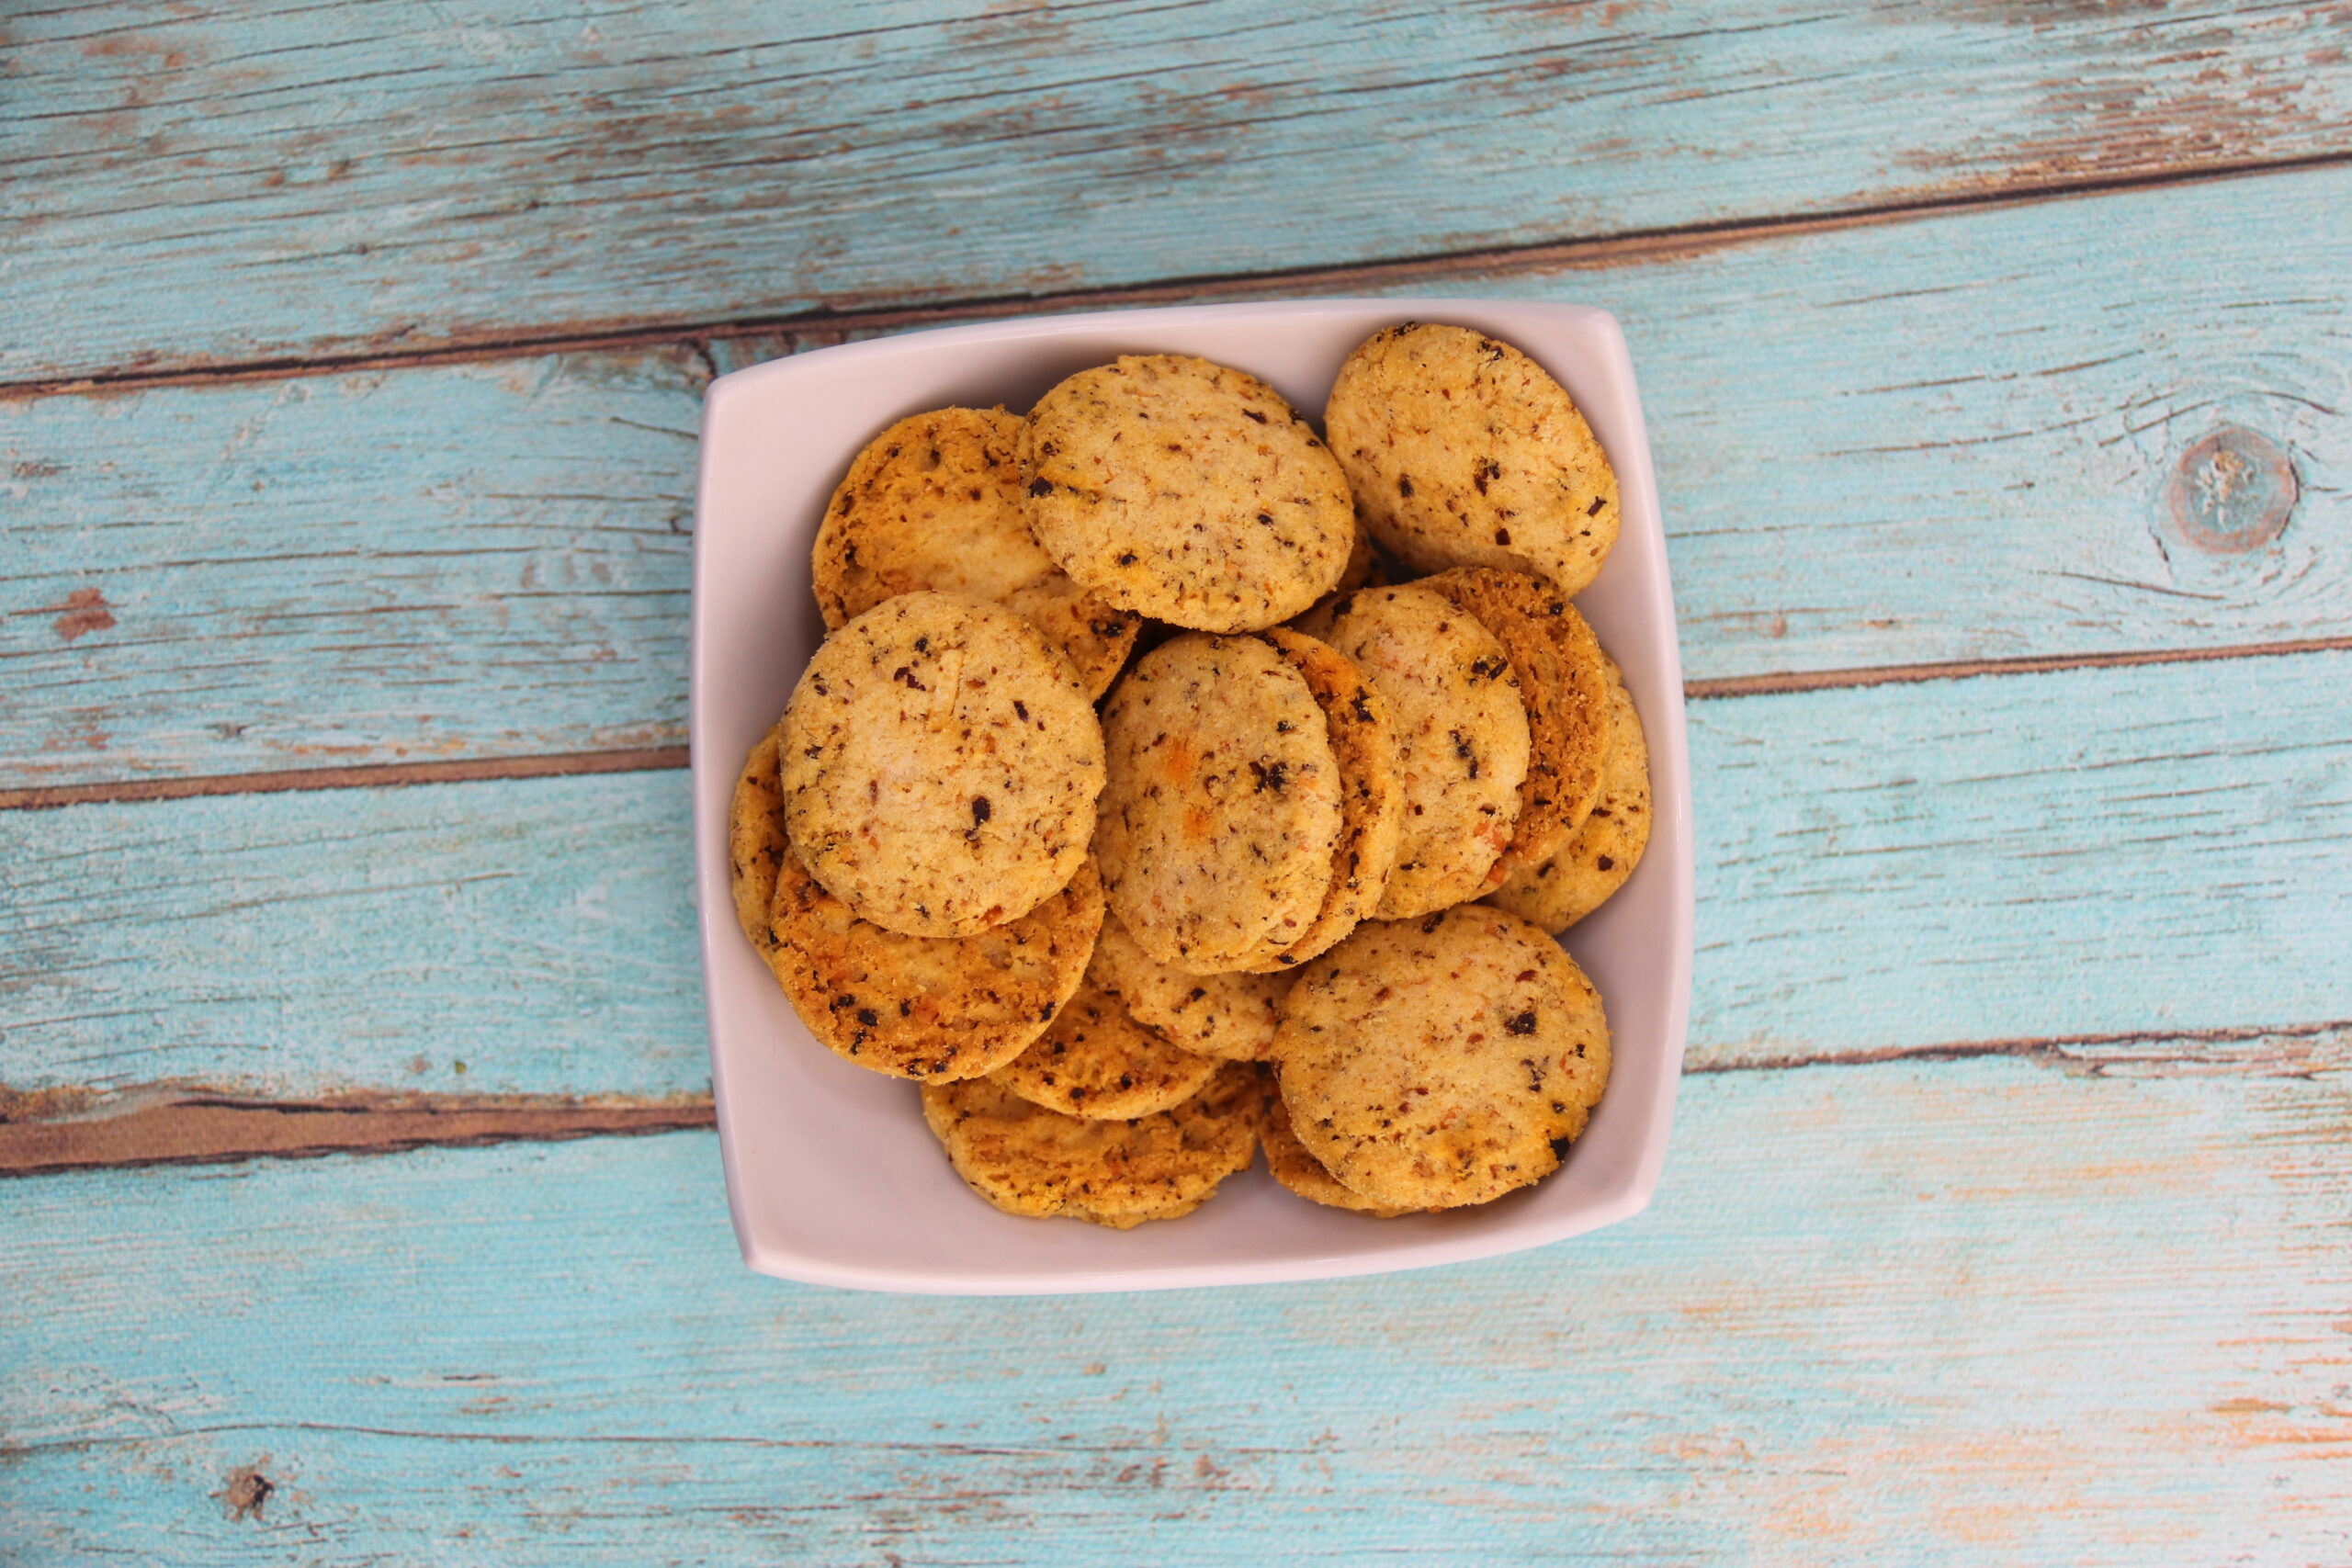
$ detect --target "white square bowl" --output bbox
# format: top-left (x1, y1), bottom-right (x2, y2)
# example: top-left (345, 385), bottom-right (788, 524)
top-left (692, 299), bottom-right (1691, 1294)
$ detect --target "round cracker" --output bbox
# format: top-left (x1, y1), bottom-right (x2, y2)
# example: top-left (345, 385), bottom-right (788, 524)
top-left (1094, 633), bottom-right (1343, 974)
top-left (1316, 585), bottom-right (1530, 919)
top-left (1487, 659), bottom-right (1651, 932)
top-left (1276, 906), bottom-right (1610, 1211)
top-left (782, 592), bottom-right (1103, 938)
top-left (1024, 355), bottom-right (1354, 632)
top-left (1262, 1092), bottom-right (1414, 1217)
top-left (921, 1062), bottom-right (1267, 1228)
top-left (1250, 626), bottom-right (1404, 969)
top-left (1418, 567), bottom-right (1610, 875)
top-left (737, 727), bottom-right (1103, 1077)
top-left (1088, 909), bottom-right (1289, 1063)
top-left (989, 976), bottom-right (1221, 1120)
top-left (812, 407), bottom-right (1138, 697)
top-left (1326, 322), bottom-right (1621, 596)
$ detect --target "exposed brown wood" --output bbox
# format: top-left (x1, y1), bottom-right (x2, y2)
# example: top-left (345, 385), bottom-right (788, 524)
top-left (0, 747), bottom-right (690, 813)
top-left (1680, 633), bottom-right (2352, 701)
top-left (0, 1091), bottom-right (715, 1178)
top-left (7, 152), bottom-right (2349, 402)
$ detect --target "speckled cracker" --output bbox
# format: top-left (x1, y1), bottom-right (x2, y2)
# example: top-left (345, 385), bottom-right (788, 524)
top-left (812, 406), bottom-right (1138, 697)
top-left (989, 975), bottom-right (1221, 1120)
top-left (782, 592), bottom-right (1104, 938)
top-left (1487, 658), bottom-right (1651, 932)
top-left (1419, 567), bottom-right (1610, 875)
top-left (1315, 585), bottom-right (1530, 920)
top-left (1088, 909), bottom-right (1290, 1063)
top-left (1024, 355), bottom-right (1355, 633)
top-left (1094, 633), bottom-right (1343, 974)
top-left (1262, 1093), bottom-right (1414, 1217)
top-left (1326, 323), bottom-right (1621, 596)
top-left (1251, 626), bottom-right (1403, 970)
top-left (1275, 906), bottom-right (1611, 1211)
top-left (736, 724), bottom-right (1102, 1078)
top-left (922, 1061), bottom-right (1267, 1228)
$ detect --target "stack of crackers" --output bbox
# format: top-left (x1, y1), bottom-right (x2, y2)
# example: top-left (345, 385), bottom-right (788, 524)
top-left (729, 323), bottom-right (1652, 1228)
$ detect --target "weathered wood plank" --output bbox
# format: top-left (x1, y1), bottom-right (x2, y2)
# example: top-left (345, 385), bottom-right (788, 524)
top-left (10, 0), bottom-right (2352, 381)
top-left (6, 649), bottom-right (2346, 1103)
top-left (11, 163), bottom-right (2352, 789)
top-left (5, 1054), bottom-right (2347, 1562)
top-left (0, 352), bottom-right (703, 786)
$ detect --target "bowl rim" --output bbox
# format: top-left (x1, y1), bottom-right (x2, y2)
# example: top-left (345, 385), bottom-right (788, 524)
top-left (692, 296), bottom-right (1693, 1294)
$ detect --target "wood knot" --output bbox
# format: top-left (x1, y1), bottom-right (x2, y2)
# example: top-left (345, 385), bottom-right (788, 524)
top-left (220, 1463), bottom-right (274, 1522)
top-left (2166, 426), bottom-right (2296, 555)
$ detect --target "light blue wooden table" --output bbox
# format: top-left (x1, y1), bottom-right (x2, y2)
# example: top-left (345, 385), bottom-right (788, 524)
top-left (6, 4), bottom-right (2350, 1562)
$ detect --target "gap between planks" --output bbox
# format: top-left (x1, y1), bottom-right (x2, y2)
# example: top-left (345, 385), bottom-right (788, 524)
top-left (6, 1017), bottom-right (2343, 1178)
top-left (8, 152), bottom-right (2352, 401)
top-left (7, 635), bottom-right (2350, 814)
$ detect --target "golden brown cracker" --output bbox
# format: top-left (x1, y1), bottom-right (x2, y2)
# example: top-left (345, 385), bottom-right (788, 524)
top-left (783, 592), bottom-right (1103, 938)
top-left (989, 976), bottom-right (1222, 1120)
top-left (921, 1061), bottom-right (1266, 1227)
top-left (1025, 355), bottom-right (1354, 632)
top-left (1276, 906), bottom-right (1611, 1211)
top-left (1094, 632), bottom-right (1343, 974)
top-left (1419, 567), bottom-right (1611, 875)
top-left (1251, 626), bottom-right (1404, 969)
top-left (1326, 322), bottom-right (1621, 597)
top-left (812, 406), bottom-right (1137, 697)
top-left (1486, 659), bottom-right (1651, 932)
top-left (1088, 909), bottom-right (1290, 1063)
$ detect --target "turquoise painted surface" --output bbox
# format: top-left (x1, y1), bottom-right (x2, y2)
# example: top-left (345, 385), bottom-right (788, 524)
top-left (11, 164), bottom-right (2349, 787)
top-left (0, 770), bottom-right (704, 1100)
top-left (6, 1055), bottom-right (2348, 1562)
top-left (7, 649), bottom-right (2346, 1099)
top-left (1, 353), bottom-right (702, 786)
top-left (13, 0), bottom-right (2352, 378)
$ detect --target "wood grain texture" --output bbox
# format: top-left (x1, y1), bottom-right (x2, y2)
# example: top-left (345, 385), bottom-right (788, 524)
top-left (11, 163), bottom-right (2352, 790)
top-left (0, 353), bottom-right (702, 788)
top-left (5, 1052), bottom-right (2348, 1563)
top-left (6, 649), bottom-right (2346, 1104)
top-left (10, 0), bottom-right (2352, 381)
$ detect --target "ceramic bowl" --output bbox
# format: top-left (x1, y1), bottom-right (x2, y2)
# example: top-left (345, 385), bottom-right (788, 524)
top-left (691, 299), bottom-right (1691, 1294)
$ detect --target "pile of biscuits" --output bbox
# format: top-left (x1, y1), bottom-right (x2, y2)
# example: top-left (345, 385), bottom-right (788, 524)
top-left (730, 323), bottom-right (1653, 1227)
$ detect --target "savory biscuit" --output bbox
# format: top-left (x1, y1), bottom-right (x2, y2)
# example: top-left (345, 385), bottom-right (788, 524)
top-left (1275, 906), bottom-right (1611, 1211)
top-left (1094, 633), bottom-right (1344, 974)
top-left (1088, 909), bottom-right (1290, 1063)
top-left (1262, 1093), bottom-right (1414, 1217)
top-left (734, 725), bottom-right (1102, 1078)
top-left (1419, 567), bottom-right (1610, 874)
top-left (1487, 658), bottom-right (1651, 932)
top-left (812, 407), bottom-right (1138, 697)
top-left (1315, 585), bottom-right (1530, 919)
top-left (1250, 626), bottom-right (1404, 969)
top-left (922, 1062), bottom-right (1266, 1228)
top-left (1326, 323), bottom-right (1620, 596)
top-left (989, 976), bottom-right (1222, 1120)
top-left (782, 592), bottom-right (1103, 938)
top-left (1024, 355), bottom-right (1355, 632)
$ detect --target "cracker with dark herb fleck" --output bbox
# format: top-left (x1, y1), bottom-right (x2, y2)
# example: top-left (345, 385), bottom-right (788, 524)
top-left (811, 406), bottom-right (1138, 697)
top-left (922, 1061), bottom-right (1266, 1227)
top-left (989, 974), bottom-right (1221, 1120)
top-left (1326, 322), bottom-right (1620, 596)
top-left (1275, 906), bottom-right (1609, 1211)
top-left (1094, 632), bottom-right (1343, 974)
top-left (1419, 566), bottom-right (1611, 875)
top-left (1088, 909), bottom-right (1291, 1063)
top-left (1487, 656), bottom-right (1651, 932)
top-left (732, 725), bottom-right (1102, 1078)
top-left (783, 592), bottom-right (1103, 938)
top-left (1024, 355), bottom-right (1354, 633)
top-left (1314, 584), bottom-right (1529, 919)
